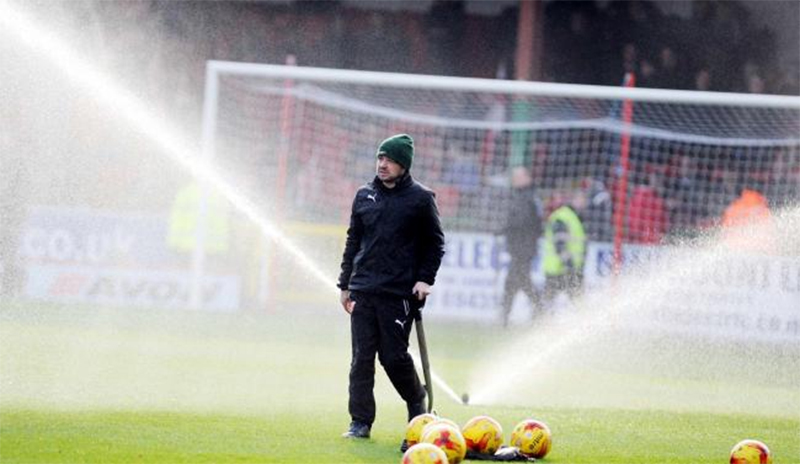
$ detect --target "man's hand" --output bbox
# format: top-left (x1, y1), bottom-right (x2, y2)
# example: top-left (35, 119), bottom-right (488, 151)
top-left (411, 282), bottom-right (432, 301)
top-left (340, 290), bottom-right (355, 314)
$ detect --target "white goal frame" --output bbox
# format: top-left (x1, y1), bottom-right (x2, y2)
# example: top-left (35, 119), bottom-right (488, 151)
top-left (194, 60), bottom-right (800, 308)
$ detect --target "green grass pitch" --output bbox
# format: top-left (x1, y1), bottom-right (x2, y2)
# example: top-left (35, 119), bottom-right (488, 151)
top-left (1, 302), bottom-right (798, 463)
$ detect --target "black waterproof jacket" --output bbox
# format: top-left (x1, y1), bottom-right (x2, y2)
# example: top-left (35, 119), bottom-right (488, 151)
top-left (502, 186), bottom-right (544, 259)
top-left (337, 173), bottom-right (445, 298)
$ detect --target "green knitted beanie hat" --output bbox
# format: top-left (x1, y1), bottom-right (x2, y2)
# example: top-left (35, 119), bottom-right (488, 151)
top-left (376, 134), bottom-right (414, 170)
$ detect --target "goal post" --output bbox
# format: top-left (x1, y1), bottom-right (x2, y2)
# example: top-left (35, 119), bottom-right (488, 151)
top-left (199, 60), bottom-right (800, 308)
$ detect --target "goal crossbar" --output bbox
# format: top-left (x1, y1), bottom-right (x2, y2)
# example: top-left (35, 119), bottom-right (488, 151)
top-left (207, 60), bottom-right (800, 109)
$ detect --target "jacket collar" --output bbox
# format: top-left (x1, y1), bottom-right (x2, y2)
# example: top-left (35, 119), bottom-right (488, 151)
top-left (373, 171), bottom-right (412, 192)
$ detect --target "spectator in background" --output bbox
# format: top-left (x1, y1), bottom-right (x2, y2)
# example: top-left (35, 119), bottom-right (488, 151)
top-left (606, 0), bottom-right (662, 57)
top-left (441, 141), bottom-right (481, 193)
top-left (500, 167), bottom-right (544, 327)
top-left (664, 154), bottom-right (705, 237)
top-left (546, 3), bottom-right (600, 85)
top-left (637, 56), bottom-right (657, 88)
top-left (747, 73), bottom-right (767, 94)
top-left (721, 181), bottom-right (774, 252)
top-left (710, 165), bottom-right (744, 218)
top-left (767, 149), bottom-right (800, 210)
top-left (650, 46), bottom-right (687, 89)
top-left (721, 182), bottom-right (770, 230)
top-left (542, 189), bottom-right (587, 310)
top-left (441, 140), bottom-right (481, 224)
top-left (694, 67), bottom-right (713, 91)
top-left (774, 67), bottom-right (800, 95)
top-left (626, 167), bottom-right (670, 244)
top-left (580, 177), bottom-right (613, 243)
top-left (604, 42), bottom-right (640, 85)
top-left (783, 160), bottom-right (800, 210)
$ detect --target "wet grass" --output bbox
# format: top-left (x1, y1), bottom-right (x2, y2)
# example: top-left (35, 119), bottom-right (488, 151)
top-left (1, 302), bottom-right (798, 463)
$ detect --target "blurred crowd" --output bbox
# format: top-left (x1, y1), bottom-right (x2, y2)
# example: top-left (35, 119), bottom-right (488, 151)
top-left (7, 0), bottom-right (799, 234)
top-left (543, 1), bottom-right (799, 94)
top-left (58, 0), bottom-right (798, 134)
top-left (5, 0), bottom-right (799, 306)
top-left (427, 134), bottom-right (800, 244)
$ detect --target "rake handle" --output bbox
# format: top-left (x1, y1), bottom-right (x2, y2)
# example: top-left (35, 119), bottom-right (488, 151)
top-left (414, 314), bottom-right (434, 414)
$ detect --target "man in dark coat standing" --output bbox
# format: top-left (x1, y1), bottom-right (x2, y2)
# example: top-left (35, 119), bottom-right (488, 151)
top-left (500, 167), bottom-right (544, 327)
top-left (338, 134), bottom-right (445, 439)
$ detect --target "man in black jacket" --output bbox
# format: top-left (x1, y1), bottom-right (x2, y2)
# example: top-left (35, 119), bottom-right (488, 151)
top-left (338, 134), bottom-right (445, 439)
top-left (500, 167), bottom-right (544, 327)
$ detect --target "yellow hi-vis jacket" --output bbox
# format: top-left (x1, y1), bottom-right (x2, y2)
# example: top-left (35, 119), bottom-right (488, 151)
top-left (168, 183), bottom-right (230, 254)
top-left (543, 205), bottom-right (586, 277)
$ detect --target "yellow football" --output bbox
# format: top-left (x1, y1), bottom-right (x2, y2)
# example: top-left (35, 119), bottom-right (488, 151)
top-left (420, 422), bottom-right (467, 464)
top-left (401, 443), bottom-right (449, 464)
top-left (462, 415), bottom-right (503, 454)
top-left (405, 413), bottom-right (438, 448)
top-left (420, 417), bottom-right (460, 440)
top-left (509, 418), bottom-right (552, 459)
top-left (730, 439), bottom-right (773, 464)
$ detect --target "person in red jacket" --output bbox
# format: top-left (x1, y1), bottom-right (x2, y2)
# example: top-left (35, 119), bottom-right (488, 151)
top-left (625, 169), bottom-right (670, 244)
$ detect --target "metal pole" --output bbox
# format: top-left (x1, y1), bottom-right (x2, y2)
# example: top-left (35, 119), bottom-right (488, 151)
top-left (515, 0), bottom-right (543, 81)
top-left (190, 63), bottom-right (221, 310)
top-left (414, 314), bottom-right (434, 414)
top-left (612, 73), bottom-right (637, 276)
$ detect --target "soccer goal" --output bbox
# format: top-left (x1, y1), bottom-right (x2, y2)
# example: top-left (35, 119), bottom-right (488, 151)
top-left (199, 61), bottom-right (800, 307)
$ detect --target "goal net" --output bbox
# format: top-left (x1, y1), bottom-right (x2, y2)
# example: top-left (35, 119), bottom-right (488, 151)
top-left (202, 61), bottom-right (800, 311)
top-left (206, 62), bottom-right (800, 239)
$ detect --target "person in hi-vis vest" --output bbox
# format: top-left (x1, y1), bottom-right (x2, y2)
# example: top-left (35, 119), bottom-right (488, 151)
top-left (542, 191), bottom-right (587, 309)
top-left (168, 182), bottom-right (231, 255)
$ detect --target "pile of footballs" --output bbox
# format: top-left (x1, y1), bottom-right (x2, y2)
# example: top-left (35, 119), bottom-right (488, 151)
top-left (401, 413), bottom-right (551, 464)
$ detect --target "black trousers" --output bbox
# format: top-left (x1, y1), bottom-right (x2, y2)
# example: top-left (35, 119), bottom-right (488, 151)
top-left (348, 291), bottom-right (425, 426)
top-left (501, 254), bottom-right (542, 324)
top-left (543, 271), bottom-right (584, 307)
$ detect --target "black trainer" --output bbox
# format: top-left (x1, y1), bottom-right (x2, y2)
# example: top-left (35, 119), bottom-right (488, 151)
top-left (407, 398), bottom-right (426, 422)
top-left (399, 439), bottom-right (409, 453)
top-left (342, 421), bottom-right (371, 439)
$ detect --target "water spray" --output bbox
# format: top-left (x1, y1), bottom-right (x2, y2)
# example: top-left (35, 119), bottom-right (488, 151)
top-left (0, 0), bottom-right (470, 405)
top-left (0, 0), bottom-right (336, 296)
top-left (466, 210), bottom-right (800, 412)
